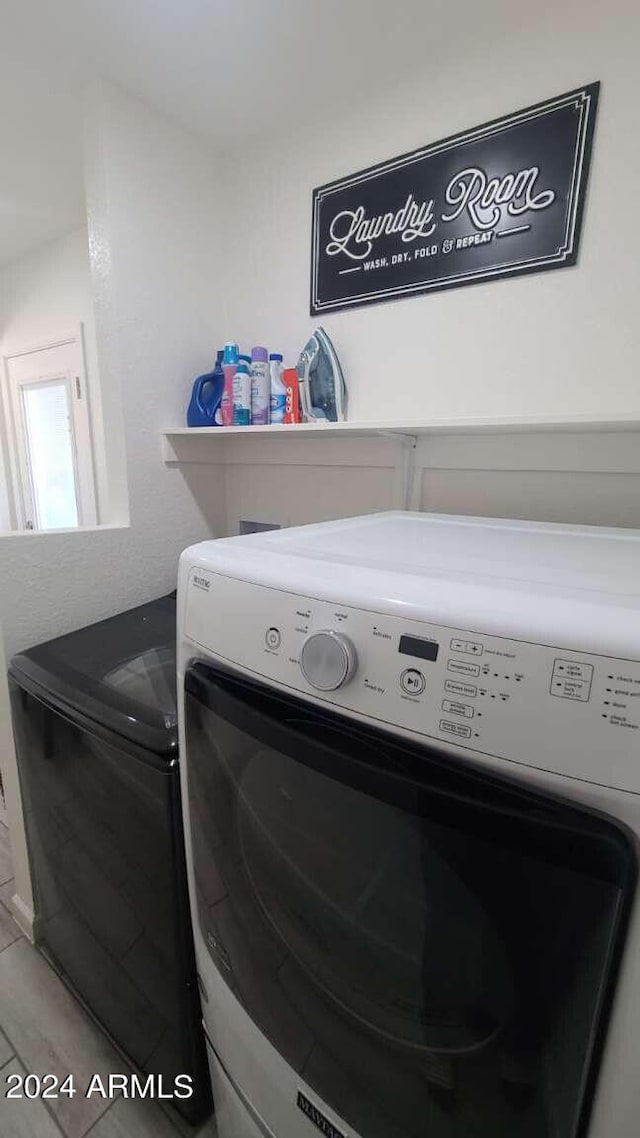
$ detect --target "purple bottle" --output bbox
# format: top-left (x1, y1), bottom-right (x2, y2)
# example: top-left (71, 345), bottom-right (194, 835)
top-left (250, 346), bottom-right (270, 425)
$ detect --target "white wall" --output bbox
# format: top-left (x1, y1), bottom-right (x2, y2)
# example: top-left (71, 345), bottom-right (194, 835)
top-left (0, 290), bottom-right (14, 531)
top-left (0, 413), bottom-right (11, 531)
top-left (218, 1), bottom-right (640, 423)
top-left (0, 35), bottom-right (85, 268)
top-left (0, 83), bottom-right (224, 660)
top-left (0, 82), bottom-right (225, 918)
top-left (0, 227), bottom-right (108, 525)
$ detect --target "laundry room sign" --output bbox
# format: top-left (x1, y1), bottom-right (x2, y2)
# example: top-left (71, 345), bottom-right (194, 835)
top-left (310, 83), bottom-right (599, 314)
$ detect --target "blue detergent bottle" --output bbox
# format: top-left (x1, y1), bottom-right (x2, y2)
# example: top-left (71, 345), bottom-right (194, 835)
top-left (187, 350), bottom-right (224, 427)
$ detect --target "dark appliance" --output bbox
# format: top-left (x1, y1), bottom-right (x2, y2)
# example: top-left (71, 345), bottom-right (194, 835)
top-left (9, 594), bottom-right (211, 1125)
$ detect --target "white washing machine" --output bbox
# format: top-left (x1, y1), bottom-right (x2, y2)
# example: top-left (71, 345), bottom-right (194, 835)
top-left (177, 511), bottom-right (640, 1138)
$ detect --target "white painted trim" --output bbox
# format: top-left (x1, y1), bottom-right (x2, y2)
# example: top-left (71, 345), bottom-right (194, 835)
top-left (162, 412), bottom-right (640, 449)
top-left (2, 325), bottom-right (98, 529)
top-left (0, 356), bottom-right (23, 528)
top-left (2, 328), bottom-right (83, 360)
top-left (8, 892), bottom-right (35, 943)
top-left (1, 522), bottom-right (130, 538)
top-left (419, 431), bottom-right (640, 508)
top-left (163, 421), bottom-right (640, 533)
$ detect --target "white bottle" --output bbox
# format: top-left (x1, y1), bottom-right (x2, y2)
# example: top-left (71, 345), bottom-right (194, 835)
top-left (269, 353), bottom-right (286, 424)
top-left (232, 363), bottom-right (251, 426)
top-left (250, 346), bottom-right (270, 425)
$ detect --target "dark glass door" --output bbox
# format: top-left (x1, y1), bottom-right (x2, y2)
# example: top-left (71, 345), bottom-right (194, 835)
top-left (186, 661), bottom-right (635, 1138)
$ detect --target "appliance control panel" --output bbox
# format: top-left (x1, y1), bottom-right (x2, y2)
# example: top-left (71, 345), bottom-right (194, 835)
top-left (185, 569), bottom-right (640, 793)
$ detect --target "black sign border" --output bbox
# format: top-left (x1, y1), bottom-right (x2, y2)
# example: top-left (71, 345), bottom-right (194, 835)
top-left (310, 82), bottom-right (600, 314)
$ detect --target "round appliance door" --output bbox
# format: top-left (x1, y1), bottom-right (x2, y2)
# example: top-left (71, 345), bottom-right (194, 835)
top-left (185, 661), bottom-right (635, 1138)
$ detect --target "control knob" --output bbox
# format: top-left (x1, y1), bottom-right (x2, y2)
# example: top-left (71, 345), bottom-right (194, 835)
top-left (300, 630), bottom-right (357, 691)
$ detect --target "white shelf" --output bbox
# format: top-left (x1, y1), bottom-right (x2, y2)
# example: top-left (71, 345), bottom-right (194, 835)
top-left (161, 413), bottom-right (640, 517)
top-left (162, 412), bottom-right (640, 449)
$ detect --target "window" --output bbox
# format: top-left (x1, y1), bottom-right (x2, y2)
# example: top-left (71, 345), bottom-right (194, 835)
top-left (20, 378), bottom-right (79, 529)
top-left (2, 329), bottom-right (97, 530)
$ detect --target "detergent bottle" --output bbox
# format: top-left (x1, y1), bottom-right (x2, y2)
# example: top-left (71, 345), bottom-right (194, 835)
top-left (269, 353), bottom-right (286, 424)
top-left (232, 363), bottom-right (252, 425)
top-left (220, 343), bottom-right (239, 426)
top-left (187, 350), bottom-right (224, 427)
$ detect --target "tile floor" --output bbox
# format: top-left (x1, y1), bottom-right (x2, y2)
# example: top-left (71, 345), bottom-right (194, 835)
top-left (0, 822), bottom-right (217, 1138)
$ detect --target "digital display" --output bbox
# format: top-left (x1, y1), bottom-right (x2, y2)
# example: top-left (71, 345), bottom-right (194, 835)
top-left (399, 635), bottom-right (439, 662)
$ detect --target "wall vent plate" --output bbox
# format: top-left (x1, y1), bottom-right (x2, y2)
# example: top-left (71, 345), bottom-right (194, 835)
top-left (238, 520), bottom-right (282, 535)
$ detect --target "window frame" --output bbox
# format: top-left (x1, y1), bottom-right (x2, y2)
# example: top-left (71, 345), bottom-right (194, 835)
top-left (1, 326), bottom-right (97, 531)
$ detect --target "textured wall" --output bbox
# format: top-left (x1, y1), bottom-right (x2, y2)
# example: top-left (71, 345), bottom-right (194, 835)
top-left (0, 83), bottom-right (225, 914)
top-left (0, 83), bottom-right (224, 660)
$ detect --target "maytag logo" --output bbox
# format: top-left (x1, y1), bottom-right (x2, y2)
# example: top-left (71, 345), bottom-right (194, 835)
top-left (192, 574), bottom-right (211, 592)
top-left (297, 1091), bottom-right (347, 1138)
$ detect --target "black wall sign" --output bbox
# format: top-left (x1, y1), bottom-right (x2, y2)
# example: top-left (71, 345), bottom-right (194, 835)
top-left (310, 83), bottom-right (599, 314)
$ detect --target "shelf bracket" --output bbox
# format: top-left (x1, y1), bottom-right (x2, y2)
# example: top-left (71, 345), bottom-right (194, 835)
top-left (376, 430), bottom-right (417, 445)
top-left (385, 433), bottom-right (418, 510)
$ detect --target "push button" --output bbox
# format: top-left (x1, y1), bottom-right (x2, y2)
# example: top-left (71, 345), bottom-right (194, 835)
top-left (447, 659), bottom-right (480, 678)
top-left (442, 699), bottom-right (474, 718)
top-left (400, 668), bottom-right (426, 696)
top-left (550, 659), bottom-right (593, 702)
top-left (265, 627), bottom-right (282, 650)
top-left (449, 638), bottom-right (484, 656)
top-left (444, 679), bottom-right (477, 699)
top-left (439, 719), bottom-right (472, 739)
top-left (553, 659), bottom-right (593, 683)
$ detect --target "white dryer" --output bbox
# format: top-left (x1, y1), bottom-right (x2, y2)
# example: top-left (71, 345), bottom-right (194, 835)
top-left (177, 511), bottom-right (640, 1138)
